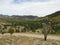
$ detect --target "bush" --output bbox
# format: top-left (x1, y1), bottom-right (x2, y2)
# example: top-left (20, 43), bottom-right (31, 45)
top-left (8, 28), bottom-right (14, 34)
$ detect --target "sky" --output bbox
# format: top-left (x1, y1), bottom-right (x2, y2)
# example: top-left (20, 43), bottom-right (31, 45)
top-left (0, 0), bottom-right (60, 17)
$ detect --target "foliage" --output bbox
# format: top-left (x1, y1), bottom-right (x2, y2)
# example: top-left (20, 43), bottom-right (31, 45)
top-left (8, 28), bottom-right (14, 34)
top-left (42, 22), bottom-right (51, 41)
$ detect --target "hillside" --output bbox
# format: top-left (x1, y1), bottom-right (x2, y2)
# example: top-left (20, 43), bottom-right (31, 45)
top-left (0, 11), bottom-right (60, 21)
top-left (0, 11), bottom-right (60, 34)
top-left (47, 11), bottom-right (60, 17)
top-left (45, 11), bottom-right (60, 34)
top-left (46, 11), bottom-right (60, 22)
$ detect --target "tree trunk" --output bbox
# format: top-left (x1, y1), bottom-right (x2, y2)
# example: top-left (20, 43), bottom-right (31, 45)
top-left (44, 34), bottom-right (47, 41)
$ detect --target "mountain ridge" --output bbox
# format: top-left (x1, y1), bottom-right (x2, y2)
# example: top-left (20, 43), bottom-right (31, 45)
top-left (0, 11), bottom-right (60, 21)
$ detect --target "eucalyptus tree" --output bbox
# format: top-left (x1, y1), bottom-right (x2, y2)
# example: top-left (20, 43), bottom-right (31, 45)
top-left (42, 21), bottom-right (51, 41)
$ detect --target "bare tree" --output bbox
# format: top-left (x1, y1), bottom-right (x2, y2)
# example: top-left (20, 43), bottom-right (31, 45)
top-left (42, 22), bottom-right (51, 41)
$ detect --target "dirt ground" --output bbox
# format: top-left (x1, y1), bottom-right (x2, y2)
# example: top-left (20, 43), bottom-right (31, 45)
top-left (0, 33), bottom-right (60, 45)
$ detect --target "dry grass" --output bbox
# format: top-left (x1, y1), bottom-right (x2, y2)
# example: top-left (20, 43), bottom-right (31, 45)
top-left (0, 33), bottom-right (60, 45)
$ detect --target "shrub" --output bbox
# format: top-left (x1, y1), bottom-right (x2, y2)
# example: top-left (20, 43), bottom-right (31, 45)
top-left (8, 28), bottom-right (14, 34)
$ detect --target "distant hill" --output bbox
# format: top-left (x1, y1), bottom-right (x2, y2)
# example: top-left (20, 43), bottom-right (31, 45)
top-left (11, 15), bottom-right (38, 19)
top-left (45, 11), bottom-right (60, 22)
top-left (46, 11), bottom-right (60, 18)
top-left (0, 11), bottom-right (60, 21)
top-left (0, 15), bottom-right (38, 20)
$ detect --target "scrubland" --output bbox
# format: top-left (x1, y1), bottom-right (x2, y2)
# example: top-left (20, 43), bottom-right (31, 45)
top-left (0, 33), bottom-right (60, 45)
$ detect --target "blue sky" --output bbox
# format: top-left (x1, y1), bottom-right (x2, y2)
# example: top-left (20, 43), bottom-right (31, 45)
top-left (0, 0), bottom-right (60, 17)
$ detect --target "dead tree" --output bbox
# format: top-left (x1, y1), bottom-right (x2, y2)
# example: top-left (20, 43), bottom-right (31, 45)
top-left (42, 22), bottom-right (51, 41)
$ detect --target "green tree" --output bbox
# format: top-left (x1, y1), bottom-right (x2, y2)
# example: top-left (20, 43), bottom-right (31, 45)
top-left (8, 28), bottom-right (14, 34)
top-left (8, 28), bottom-right (14, 45)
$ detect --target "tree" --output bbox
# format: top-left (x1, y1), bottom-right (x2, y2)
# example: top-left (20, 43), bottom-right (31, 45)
top-left (8, 28), bottom-right (14, 34)
top-left (42, 22), bottom-right (51, 41)
top-left (8, 28), bottom-right (14, 45)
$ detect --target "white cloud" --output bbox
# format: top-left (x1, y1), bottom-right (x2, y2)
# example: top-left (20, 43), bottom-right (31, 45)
top-left (0, 0), bottom-right (60, 17)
